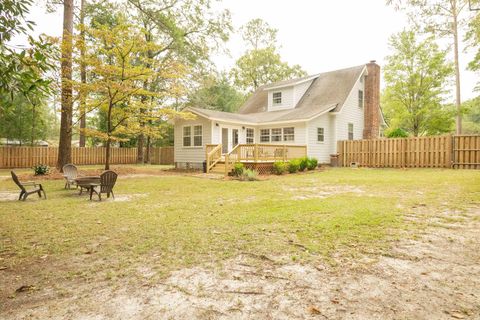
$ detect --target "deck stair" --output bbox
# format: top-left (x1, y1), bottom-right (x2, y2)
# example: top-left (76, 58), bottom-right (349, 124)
top-left (205, 143), bottom-right (307, 175)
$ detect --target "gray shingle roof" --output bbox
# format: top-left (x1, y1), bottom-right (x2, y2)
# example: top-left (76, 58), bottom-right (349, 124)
top-left (186, 64), bottom-right (367, 124)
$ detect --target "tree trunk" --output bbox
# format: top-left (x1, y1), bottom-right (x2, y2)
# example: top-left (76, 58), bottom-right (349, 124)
top-left (79, 0), bottom-right (87, 147)
top-left (31, 102), bottom-right (35, 146)
top-left (137, 133), bottom-right (144, 163)
top-left (452, 2), bottom-right (462, 135)
top-left (105, 137), bottom-right (111, 170)
top-left (57, 0), bottom-right (74, 171)
top-left (105, 102), bottom-right (113, 170)
top-left (145, 135), bottom-right (151, 163)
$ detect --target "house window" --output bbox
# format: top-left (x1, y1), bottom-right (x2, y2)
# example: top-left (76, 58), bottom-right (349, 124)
top-left (272, 92), bottom-right (282, 105)
top-left (193, 125), bottom-right (202, 146)
top-left (358, 90), bottom-right (364, 108)
top-left (317, 128), bottom-right (324, 142)
top-left (260, 129), bottom-right (270, 142)
top-left (271, 128), bottom-right (282, 141)
top-left (232, 129), bottom-right (239, 146)
top-left (283, 127), bottom-right (295, 141)
top-left (348, 123), bottom-right (354, 140)
top-left (183, 126), bottom-right (191, 147)
top-left (246, 128), bottom-right (254, 143)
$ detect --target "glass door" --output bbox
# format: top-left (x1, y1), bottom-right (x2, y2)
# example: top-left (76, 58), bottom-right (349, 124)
top-left (221, 128), bottom-right (228, 153)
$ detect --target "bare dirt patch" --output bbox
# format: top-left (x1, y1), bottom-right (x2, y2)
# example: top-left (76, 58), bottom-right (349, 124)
top-left (2, 206), bottom-right (479, 319)
top-left (285, 185), bottom-right (365, 200)
top-left (0, 192), bottom-right (19, 201)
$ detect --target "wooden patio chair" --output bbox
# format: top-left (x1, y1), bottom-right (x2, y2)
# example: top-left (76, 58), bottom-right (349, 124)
top-left (90, 170), bottom-right (117, 201)
top-left (62, 164), bottom-right (79, 189)
top-left (11, 171), bottom-right (47, 201)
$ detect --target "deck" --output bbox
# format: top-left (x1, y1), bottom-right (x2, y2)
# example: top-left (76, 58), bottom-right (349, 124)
top-left (206, 144), bottom-right (307, 175)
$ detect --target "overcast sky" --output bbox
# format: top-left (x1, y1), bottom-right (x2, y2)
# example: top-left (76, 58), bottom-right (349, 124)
top-left (27, 0), bottom-right (478, 100)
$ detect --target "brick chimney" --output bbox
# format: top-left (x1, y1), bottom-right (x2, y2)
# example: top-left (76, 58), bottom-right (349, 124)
top-left (363, 60), bottom-right (380, 139)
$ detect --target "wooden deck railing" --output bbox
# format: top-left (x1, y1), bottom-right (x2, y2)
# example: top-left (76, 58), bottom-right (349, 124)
top-left (206, 144), bottom-right (222, 173)
top-left (224, 144), bottom-right (307, 175)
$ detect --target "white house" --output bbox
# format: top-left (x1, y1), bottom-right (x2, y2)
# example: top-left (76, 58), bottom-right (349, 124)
top-left (172, 61), bottom-right (385, 171)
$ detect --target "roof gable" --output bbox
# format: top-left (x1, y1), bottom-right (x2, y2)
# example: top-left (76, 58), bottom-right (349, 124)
top-left (238, 64), bottom-right (366, 115)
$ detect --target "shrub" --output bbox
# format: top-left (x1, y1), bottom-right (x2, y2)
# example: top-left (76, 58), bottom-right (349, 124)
top-left (273, 161), bottom-right (288, 175)
top-left (240, 168), bottom-right (259, 181)
top-left (299, 157), bottom-right (309, 171)
top-left (288, 159), bottom-right (300, 173)
top-left (233, 162), bottom-right (244, 176)
top-left (385, 127), bottom-right (409, 138)
top-left (33, 164), bottom-right (50, 175)
top-left (307, 157), bottom-right (318, 170)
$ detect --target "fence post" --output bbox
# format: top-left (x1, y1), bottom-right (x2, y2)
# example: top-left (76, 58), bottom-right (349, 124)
top-left (447, 134), bottom-right (453, 168)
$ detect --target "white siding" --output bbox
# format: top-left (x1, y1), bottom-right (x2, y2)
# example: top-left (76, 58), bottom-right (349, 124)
top-left (267, 86), bottom-right (294, 111)
top-left (293, 80), bottom-right (313, 106)
top-left (174, 116), bottom-right (212, 167)
top-left (256, 123), bottom-right (307, 145)
top-left (335, 77), bottom-right (365, 144)
top-left (306, 113), bottom-right (335, 163)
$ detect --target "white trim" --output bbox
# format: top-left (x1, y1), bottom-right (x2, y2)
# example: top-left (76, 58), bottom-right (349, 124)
top-left (333, 66), bottom-right (367, 115)
top-left (184, 106), bottom-right (337, 126)
top-left (263, 74), bottom-right (319, 91)
top-left (182, 124), bottom-right (203, 147)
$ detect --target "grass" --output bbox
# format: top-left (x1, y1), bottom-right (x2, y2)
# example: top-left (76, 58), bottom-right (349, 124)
top-left (1, 167), bottom-right (479, 289)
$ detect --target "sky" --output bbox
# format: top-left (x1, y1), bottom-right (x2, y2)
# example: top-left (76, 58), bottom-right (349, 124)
top-left (26, 0), bottom-right (478, 101)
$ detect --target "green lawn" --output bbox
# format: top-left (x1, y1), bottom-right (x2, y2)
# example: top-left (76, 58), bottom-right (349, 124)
top-left (1, 168), bottom-right (479, 291)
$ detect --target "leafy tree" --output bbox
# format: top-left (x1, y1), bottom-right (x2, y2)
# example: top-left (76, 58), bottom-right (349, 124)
top-left (0, 94), bottom-right (55, 145)
top-left (231, 19), bottom-right (306, 92)
top-left (387, 0), bottom-right (474, 134)
top-left (0, 0), bottom-right (56, 145)
top-left (467, 10), bottom-right (480, 90)
top-left (232, 47), bottom-right (306, 92)
top-left (462, 97), bottom-right (480, 133)
top-left (240, 18), bottom-right (277, 50)
top-left (123, 0), bottom-right (232, 162)
top-left (77, 23), bottom-right (192, 169)
top-left (382, 30), bottom-right (455, 136)
top-left (187, 74), bottom-right (245, 112)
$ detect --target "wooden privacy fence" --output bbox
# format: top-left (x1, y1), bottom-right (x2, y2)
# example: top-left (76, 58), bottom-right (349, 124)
top-left (0, 146), bottom-right (174, 168)
top-left (337, 135), bottom-right (480, 169)
top-left (150, 146), bottom-right (174, 165)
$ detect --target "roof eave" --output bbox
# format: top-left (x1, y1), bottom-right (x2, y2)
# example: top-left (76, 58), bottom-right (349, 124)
top-left (263, 75), bottom-right (318, 91)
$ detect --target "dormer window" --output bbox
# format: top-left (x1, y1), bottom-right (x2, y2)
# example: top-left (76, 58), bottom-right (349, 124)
top-left (272, 92), bottom-right (282, 105)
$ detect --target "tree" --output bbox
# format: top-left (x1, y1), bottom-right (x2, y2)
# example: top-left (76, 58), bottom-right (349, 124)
top-left (387, 0), bottom-right (473, 134)
top-left (0, 94), bottom-right (55, 145)
top-left (78, 0), bottom-right (87, 147)
top-left (187, 74), bottom-right (245, 112)
top-left (231, 19), bottom-right (306, 92)
top-left (467, 10), bottom-right (480, 90)
top-left (382, 30), bottom-right (455, 136)
top-left (78, 23), bottom-right (191, 170)
top-left (124, 0), bottom-right (232, 163)
top-left (0, 0), bottom-right (56, 145)
top-left (57, 0), bottom-right (74, 171)
top-left (240, 18), bottom-right (277, 50)
top-left (462, 97), bottom-right (480, 133)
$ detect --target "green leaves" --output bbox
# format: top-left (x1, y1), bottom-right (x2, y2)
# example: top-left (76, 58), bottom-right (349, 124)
top-left (232, 47), bottom-right (306, 92)
top-left (382, 30), bottom-right (455, 136)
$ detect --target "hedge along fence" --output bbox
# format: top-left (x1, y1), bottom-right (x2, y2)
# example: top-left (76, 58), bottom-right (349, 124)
top-left (0, 146), bottom-right (174, 168)
top-left (337, 135), bottom-right (480, 169)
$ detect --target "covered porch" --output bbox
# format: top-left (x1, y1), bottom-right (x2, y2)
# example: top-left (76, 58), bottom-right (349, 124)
top-left (206, 143), bottom-right (307, 175)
